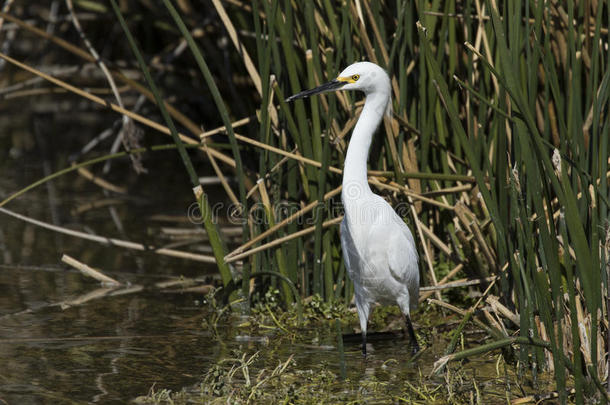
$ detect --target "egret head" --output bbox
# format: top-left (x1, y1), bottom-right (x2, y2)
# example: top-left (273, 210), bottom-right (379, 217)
top-left (286, 61), bottom-right (390, 102)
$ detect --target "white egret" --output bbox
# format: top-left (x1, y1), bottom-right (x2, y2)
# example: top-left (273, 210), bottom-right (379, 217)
top-left (286, 62), bottom-right (420, 355)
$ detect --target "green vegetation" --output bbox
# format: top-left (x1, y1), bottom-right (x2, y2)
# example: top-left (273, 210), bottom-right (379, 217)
top-left (1, 1), bottom-right (608, 403)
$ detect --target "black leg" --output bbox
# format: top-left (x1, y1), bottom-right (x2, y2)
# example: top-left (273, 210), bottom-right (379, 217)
top-left (405, 315), bottom-right (419, 354)
top-left (361, 331), bottom-right (367, 356)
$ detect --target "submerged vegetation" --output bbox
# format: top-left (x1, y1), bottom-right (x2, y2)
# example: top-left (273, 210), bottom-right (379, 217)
top-left (137, 292), bottom-right (558, 404)
top-left (1, 0), bottom-right (609, 403)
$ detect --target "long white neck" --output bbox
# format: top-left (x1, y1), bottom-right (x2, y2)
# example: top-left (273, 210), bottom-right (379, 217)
top-left (342, 91), bottom-right (389, 201)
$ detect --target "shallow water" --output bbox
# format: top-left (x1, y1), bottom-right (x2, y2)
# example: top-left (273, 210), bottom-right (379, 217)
top-left (0, 284), bottom-right (213, 404)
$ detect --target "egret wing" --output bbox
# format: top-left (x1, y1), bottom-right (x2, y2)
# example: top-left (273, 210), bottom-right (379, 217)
top-left (387, 219), bottom-right (419, 308)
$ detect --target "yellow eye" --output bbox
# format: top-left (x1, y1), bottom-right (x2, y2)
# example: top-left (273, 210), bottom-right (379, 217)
top-left (351, 74), bottom-right (360, 81)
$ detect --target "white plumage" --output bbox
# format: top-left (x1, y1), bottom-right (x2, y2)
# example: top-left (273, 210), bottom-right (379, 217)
top-left (287, 61), bottom-right (420, 355)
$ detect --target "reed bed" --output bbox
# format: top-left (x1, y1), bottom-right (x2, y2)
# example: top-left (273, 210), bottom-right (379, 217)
top-left (1, 1), bottom-right (609, 402)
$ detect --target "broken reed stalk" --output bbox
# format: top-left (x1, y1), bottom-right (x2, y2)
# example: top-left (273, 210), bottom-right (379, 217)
top-left (419, 276), bottom-right (497, 292)
top-left (61, 254), bottom-right (120, 285)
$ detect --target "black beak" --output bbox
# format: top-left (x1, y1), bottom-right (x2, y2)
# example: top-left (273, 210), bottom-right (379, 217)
top-left (285, 79), bottom-right (345, 102)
